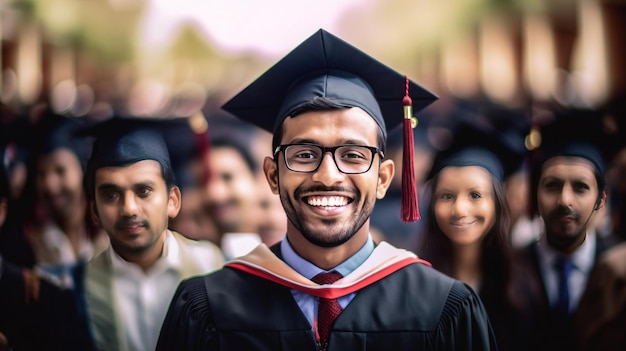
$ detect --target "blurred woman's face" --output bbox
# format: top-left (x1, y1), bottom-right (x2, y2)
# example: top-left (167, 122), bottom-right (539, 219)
top-left (433, 166), bottom-right (496, 248)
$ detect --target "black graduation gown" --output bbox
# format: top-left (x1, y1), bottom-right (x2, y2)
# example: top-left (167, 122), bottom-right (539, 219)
top-left (0, 259), bottom-right (94, 351)
top-left (156, 247), bottom-right (497, 351)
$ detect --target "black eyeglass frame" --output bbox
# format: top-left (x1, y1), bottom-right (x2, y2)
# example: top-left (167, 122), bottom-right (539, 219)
top-left (273, 143), bottom-right (384, 174)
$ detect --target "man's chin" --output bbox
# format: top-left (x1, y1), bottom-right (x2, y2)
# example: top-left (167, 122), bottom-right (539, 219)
top-left (301, 229), bottom-right (354, 248)
top-left (547, 231), bottom-right (585, 249)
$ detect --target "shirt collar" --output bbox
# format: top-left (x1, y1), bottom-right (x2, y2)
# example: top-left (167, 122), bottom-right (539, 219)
top-left (110, 230), bottom-right (182, 275)
top-left (280, 235), bottom-right (376, 279)
top-left (538, 230), bottom-right (597, 274)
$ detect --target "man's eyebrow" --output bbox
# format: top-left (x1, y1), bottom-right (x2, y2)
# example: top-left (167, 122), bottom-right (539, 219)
top-left (132, 181), bottom-right (157, 188)
top-left (289, 138), bottom-right (318, 145)
top-left (288, 138), bottom-right (371, 145)
top-left (571, 177), bottom-right (594, 185)
top-left (97, 183), bottom-right (120, 192)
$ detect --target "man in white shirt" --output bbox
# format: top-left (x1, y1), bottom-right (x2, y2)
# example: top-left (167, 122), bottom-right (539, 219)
top-left (82, 117), bottom-right (224, 351)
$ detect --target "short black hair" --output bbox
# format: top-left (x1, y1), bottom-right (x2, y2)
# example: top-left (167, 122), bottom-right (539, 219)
top-left (211, 133), bottom-right (258, 175)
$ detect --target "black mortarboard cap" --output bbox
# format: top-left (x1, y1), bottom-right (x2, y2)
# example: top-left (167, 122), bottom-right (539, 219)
top-left (532, 108), bottom-right (613, 176)
top-left (428, 110), bottom-right (529, 181)
top-left (82, 114), bottom-right (212, 192)
top-left (221, 28), bottom-right (438, 139)
top-left (33, 111), bottom-right (92, 169)
top-left (479, 103), bottom-right (531, 175)
top-left (82, 116), bottom-right (173, 175)
top-left (221, 28), bottom-right (438, 222)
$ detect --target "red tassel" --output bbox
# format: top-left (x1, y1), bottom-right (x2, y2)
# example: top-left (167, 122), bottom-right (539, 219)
top-left (401, 76), bottom-right (420, 222)
top-left (189, 112), bottom-right (211, 185)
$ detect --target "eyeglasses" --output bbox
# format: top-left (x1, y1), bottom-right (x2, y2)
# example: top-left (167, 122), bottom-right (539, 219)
top-left (274, 143), bottom-right (383, 174)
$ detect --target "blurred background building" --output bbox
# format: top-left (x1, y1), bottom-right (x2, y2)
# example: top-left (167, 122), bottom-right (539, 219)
top-left (0, 0), bottom-right (625, 252)
top-left (0, 0), bottom-right (624, 123)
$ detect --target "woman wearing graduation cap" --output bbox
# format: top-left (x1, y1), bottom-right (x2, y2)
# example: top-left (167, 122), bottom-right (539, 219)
top-left (416, 111), bottom-right (540, 351)
top-left (156, 29), bottom-right (497, 351)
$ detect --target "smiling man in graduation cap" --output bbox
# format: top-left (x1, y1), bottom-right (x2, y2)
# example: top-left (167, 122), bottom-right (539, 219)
top-left (157, 29), bottom-right (497, 351)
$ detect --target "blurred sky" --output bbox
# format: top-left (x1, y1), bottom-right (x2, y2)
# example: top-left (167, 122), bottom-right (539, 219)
top-left (140, 0), bottom-right (367, 57)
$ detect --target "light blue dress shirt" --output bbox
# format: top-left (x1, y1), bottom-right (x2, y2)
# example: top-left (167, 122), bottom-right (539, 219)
top-left (280, 235), bottom-right (375, 327)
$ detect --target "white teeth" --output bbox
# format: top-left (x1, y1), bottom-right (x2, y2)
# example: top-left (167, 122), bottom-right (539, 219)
top-left (307, 196), bottom-right (348, 207)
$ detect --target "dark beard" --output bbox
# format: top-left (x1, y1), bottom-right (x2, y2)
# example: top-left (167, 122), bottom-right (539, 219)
top-left (297, 216), bottom-right (360, 248)
top-left (546, 231), bottom-right (586, 251)
top-left (545, 205), bottom-right (586, 251)
top-left (280, 188), bottom-right (373, 248)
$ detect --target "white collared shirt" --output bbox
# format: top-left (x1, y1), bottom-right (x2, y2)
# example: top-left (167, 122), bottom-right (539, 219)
top-left (537, 230), bottom-right (597, 312)
top-left (110, 231), bottom-right (183, 351)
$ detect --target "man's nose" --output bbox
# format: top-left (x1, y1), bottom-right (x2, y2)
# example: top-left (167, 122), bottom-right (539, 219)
top-left (558, 185), bottom-right (574, 207)
top-left (121, 193), bottom-right (139, 216)
top-left (311, 152), bottom-right (344, 185)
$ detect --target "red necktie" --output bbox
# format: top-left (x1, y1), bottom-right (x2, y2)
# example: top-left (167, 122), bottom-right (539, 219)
top-left (312, 271), bottom-right (343, 348)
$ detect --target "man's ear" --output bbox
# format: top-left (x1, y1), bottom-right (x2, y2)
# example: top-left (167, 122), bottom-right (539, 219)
top-left (89, 201), bottom-right (101, 226)
top-left (264, 157), bottom-right (280, 195)
top-left (167, 186), bottom-right (182, 218)
top-left (376, 159), bottom-right (395, 199)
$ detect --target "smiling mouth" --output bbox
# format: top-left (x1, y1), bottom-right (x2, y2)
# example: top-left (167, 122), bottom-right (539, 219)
top-left (305, 195), bottom-right (351, 207)
top-left (450, 221), bottom-right (476, 227)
